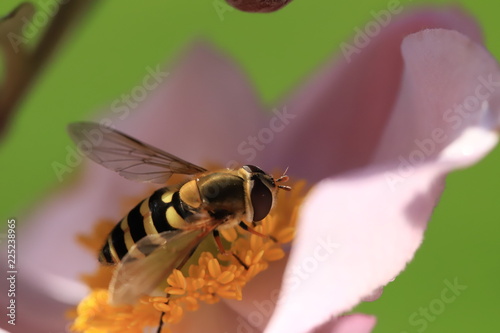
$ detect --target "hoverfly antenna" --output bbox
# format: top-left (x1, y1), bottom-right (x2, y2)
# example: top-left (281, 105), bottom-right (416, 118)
top-left (278, 185), bottom-right (292, 191)
top-left (275, 167), bottom-right (291, 191)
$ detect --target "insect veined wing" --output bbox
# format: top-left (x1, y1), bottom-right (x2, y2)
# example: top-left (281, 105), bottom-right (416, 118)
top-left (67, 122), bottom-right (206, 184)
top-left (109, 226), bottom-right (216, 305)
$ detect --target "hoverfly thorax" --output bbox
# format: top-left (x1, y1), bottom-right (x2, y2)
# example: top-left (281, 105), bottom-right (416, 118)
top-left (178, 165), bottom-right (284, 228)
top-left (179, 172), bottom-right (247, 225)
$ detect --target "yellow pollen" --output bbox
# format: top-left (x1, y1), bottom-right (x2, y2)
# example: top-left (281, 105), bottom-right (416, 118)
top-left (70, 177), bottom-right (307, 332)
top-left (207, 258), bottom-right (222, 278)
top-left (149, 296), bottom-right (170, 303)
top-left (164, 287), bottom-right (187, 296)
top-left (264, 247), bottom-right (286, 261)
top-left (167, 269), bottom-right (187, 289)
top-left (216, 271), bottom-right (235, 284)
top-left (153, 302), bottom-right (171, 312)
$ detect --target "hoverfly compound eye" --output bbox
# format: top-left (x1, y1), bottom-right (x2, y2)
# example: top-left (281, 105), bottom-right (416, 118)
top-left (240, 165), bottom-right (276, 221)
top-left (251, 177), bottom-right (273, 222)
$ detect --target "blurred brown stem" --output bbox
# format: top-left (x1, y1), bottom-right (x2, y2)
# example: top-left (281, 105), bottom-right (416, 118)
top-left (0, 0), bottom-right (97, 138)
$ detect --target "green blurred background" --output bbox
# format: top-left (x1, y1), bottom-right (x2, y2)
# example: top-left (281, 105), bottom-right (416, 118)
top-left (0, 0), bottom-right (498, 332)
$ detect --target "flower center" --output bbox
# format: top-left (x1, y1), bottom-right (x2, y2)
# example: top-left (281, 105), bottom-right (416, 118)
top-left (70, 179), bottom-right (307, 333)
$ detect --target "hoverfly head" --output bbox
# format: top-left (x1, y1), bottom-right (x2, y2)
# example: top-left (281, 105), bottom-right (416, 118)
top-left (241, 165), bottom-right (291, 222)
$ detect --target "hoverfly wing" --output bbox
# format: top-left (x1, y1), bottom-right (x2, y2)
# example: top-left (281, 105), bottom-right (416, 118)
top-left (109, 227), bottom-right (215, 305)
top-left (67, 122), bottom-right (206, 184)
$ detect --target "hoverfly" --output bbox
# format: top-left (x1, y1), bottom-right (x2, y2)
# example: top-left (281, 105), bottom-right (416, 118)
top-left (67, 122), bottom-right (290, 306)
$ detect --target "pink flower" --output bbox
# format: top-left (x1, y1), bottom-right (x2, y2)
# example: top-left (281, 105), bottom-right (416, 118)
top-left (3, 6), bottom-right (499, 333)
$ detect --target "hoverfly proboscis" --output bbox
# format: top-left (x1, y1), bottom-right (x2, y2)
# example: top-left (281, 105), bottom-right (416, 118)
top-left (67, 122), bottom-right (291, 307)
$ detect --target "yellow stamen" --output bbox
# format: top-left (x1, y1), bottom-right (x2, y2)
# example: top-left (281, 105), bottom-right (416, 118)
top-left (207, 258), bottom-right (222, 278)
top-left (216, 271), bottom-right (235, 284)
top-left (166, 269), bottom-right (187, 290)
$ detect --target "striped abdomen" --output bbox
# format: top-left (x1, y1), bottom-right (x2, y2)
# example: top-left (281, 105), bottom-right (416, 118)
top-left (99, 186), bottom-right (194, 264)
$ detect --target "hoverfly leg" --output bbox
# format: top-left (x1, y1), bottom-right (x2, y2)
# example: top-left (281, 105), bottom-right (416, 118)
top-left (238, 221), bottom-right (278, 243)
top-left (212, 229), bottom-right (249, 270)
top-left (231, 252), bottom-right (249, 270)
top-left (157, 311), bottom-right (165, 333)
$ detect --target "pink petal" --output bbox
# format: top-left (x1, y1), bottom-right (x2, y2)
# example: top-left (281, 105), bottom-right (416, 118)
top-left (237, 10), bottom-right (496, 333)
top-left (1, 165), bottom-right (149, 331)
top-left (224, 254), bottom-right (290, 330)
top-left (266, 140), bottom-right (497, 333)
top-left (313, 314), bottom-right (377, 333)
top-left (173, 302), bottom-right (257, 333)
top-left (374, 29), bottom-right (500, 162)
top-left (261, 7), bottom-right (483, 182)
top-left (361, 286), bottom-right (384, 302)
top-left (266, 27), bottom-right (500, 333)
top-left (0, 274), bottom-right (74, 332)
top-left (224, 254), bottom-right (381, 332)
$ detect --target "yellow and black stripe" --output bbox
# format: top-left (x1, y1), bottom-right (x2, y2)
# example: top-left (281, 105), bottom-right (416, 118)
top-left (99, 186), bottom-right (194, 264)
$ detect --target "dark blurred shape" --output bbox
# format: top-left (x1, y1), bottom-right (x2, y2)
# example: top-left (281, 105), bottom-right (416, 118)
top-left (0, 1), bottom-right (96, 139)
top-left (0, 3), bottom-right (35, 137)
top-left (225, 0), bottom-right (292, 13)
